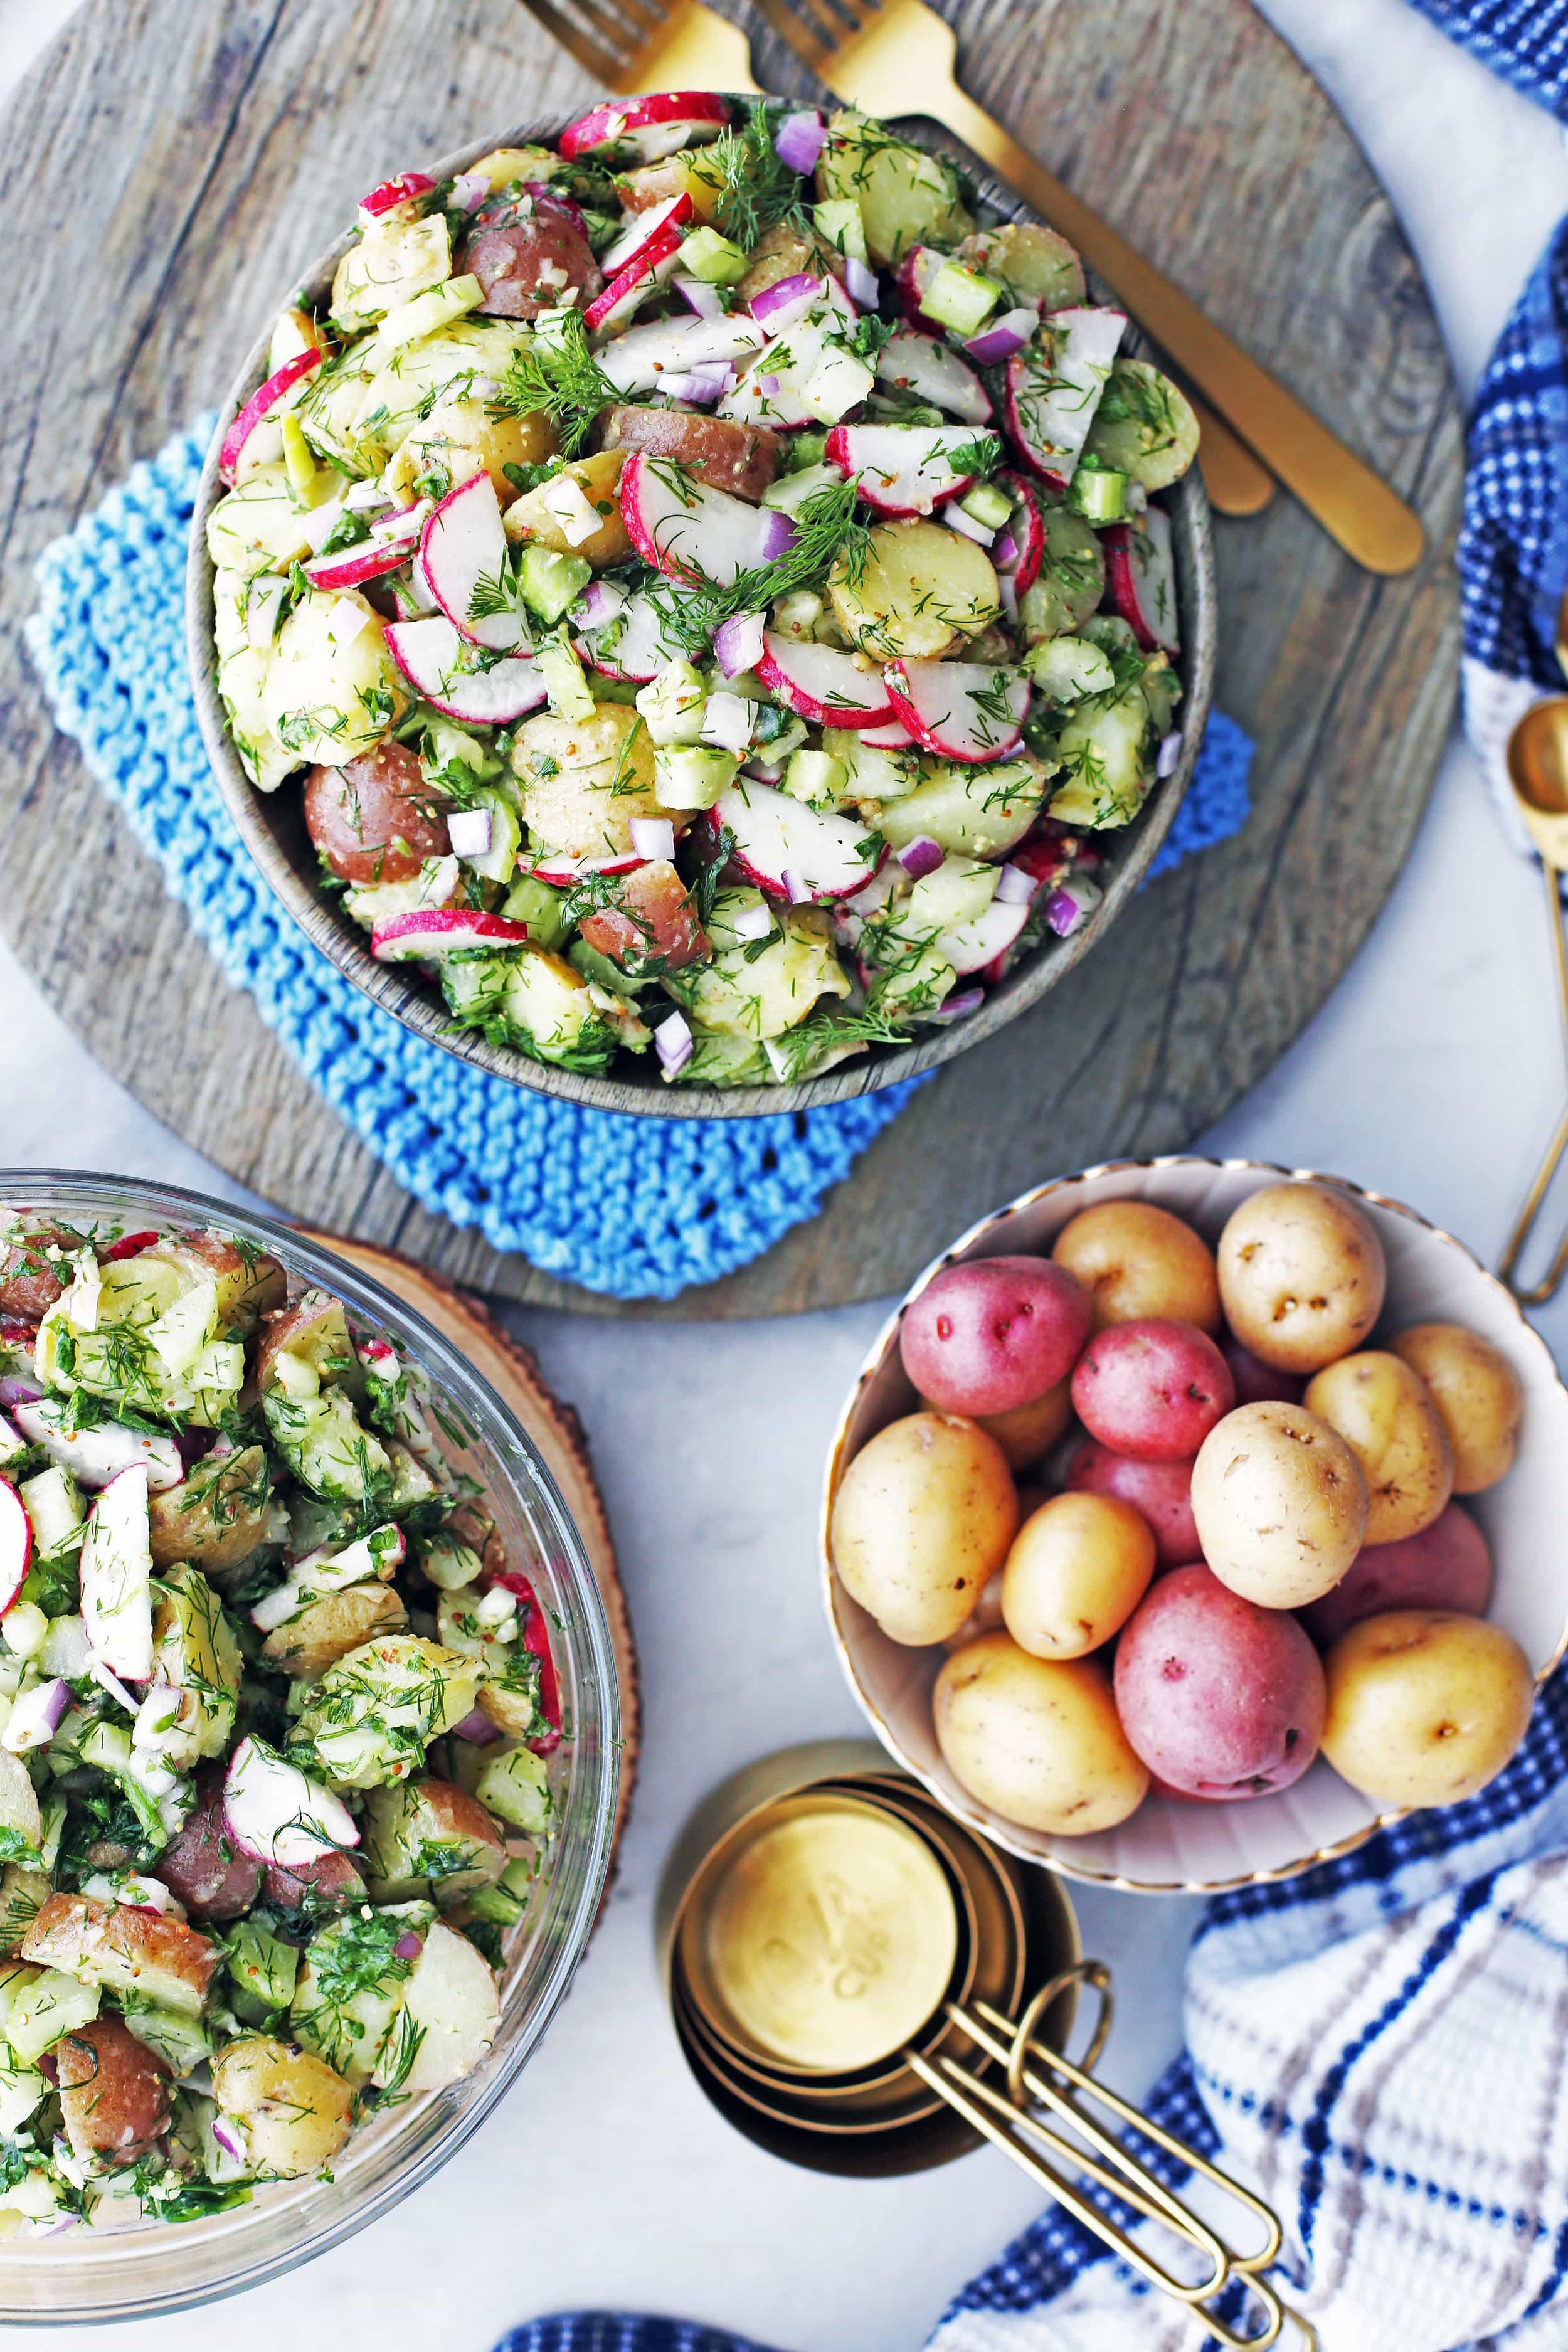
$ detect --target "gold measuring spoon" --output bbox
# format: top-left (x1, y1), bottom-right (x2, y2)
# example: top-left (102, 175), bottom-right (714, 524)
top-left (1499, 699), bottom-right (1568, 1301)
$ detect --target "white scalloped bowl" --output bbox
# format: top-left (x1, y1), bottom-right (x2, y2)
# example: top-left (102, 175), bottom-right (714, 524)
top-left (822, 1157), bottom-right (1568, 1894)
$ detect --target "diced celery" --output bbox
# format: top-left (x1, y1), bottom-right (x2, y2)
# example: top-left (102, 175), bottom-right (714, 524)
top-left (467, 787), bottom-right (522, 885)
top-left (6, 1971), bottom-right (100, 2065)
top-left (679, 227), bottom-right (748, 283)
top-left (1068, 466), bottom-right (1128, 524)
top-left (476, 1746), bottom-right (552, 1834)
top-left (518, 544), bottom-right (593, 625)
top-left (958, 480), bottom-right (1013, 531)
top-left (279, 413), bottom-right (319, 504)
top-left (635, 658), bottom-right (707, 747)
top-left (812, 198), bottom-right (868, 264)
top-left (763, 463), bottom-right (844, 516)
top-left (781, 430), bottom-right (830, 474)
top-left (919, 260), bottom-right (1003, 339)
top-left (654, 744), bottom-right (738, 810)
top-left (782, 748), bottom-right (848, 810)
top-left (536, 633), bottom-right (595, 721)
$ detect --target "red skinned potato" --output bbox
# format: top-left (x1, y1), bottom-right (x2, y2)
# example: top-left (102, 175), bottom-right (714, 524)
top-left (576, 860), bottom-right (710, 976)
top-left (262, 1848), bottom-right (366, 1919)
top-left (1051, 1201), bottom-right (1221, 1334)
top-left (0, 1222), bottom-right (77, 1320)
top-left (56, 2017), bottom-right (173, 2166)
top-left (599, 406), bottom-right (781, 502)
top-left (304, 741), bottom-right (452, 884)
top-left (1070, 1320), bottom-right (1234, 1463)
top-left (1219, 1331), bottom-right (1305, 1409)
top-left (1301, 1503), bottom-right (1493, 1647)
top-left (461, 210), bottom-right (603, 319)
top-left (899, 1256), bottom-right (1093, 1419)
top-left (152, 1769), bottom-right (263, 1922)
top-left (1064, 1439), bottom-right (1200, 1571)
top-left (1113, 1565), bottom-right (1326, 1799)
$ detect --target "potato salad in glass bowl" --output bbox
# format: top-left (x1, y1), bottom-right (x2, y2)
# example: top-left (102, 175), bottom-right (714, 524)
top-left (0, 1193), bottom-right (596, 2254)
top-left (199, 93), bottom-right (1210, 1106)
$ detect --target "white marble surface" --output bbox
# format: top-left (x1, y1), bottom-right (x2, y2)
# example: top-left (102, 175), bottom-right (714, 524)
top-left (1, 3), bottom-right (1567, 2346)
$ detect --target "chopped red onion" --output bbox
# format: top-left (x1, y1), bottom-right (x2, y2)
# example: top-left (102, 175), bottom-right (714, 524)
top-left (963, 306), bottom-right (1038, 365)
top-left (898, 835), bottom-right (945, 879)
top-left (844, 255), bottom-right (879, 310)
top-left (755, 507), bottom-right (800, 562)
top-left (997, 573), bottom-right (1020, 623)
top-left (781, 867), bottom-right (811, 904)
top-left (3, 1677), bottom-right (70, 1751)
top-left (750, 273), bottom-right (819, 331)
top-left (758, 372), bottom-right (782, 395)
top-left (673, 273), bottom-right (723, 319)
top-left (0, 1377), bottom-right (43, 1409)
top-left (994, 861), bottom-right (1037, 905)
top-left (91, 1660), bottom-right (141, 1715)
top-left (773, 110), bottom-right (827, 174)
top-left (1046, 879), bottom-right (1102, 937)
top-left (741, 755), bottom-right (787, 784)
top-left (575, 578), bottom-right (628, 632)
top-left (730, 900), bottom-right (773, 941)
top-left (930, 985), bottom-right (985, 1022)
top-left (211, 2117), bottom-right (247, 2163)
top-left (655, 1010), bottom-right (694, 1074)
top-left (1157, 730), bottom-right (1184, 778)
top-left (713, 608), bottom-right (767, 677)
top-left (992, 526), bottom-right (1019, 572)
top-left (701, 691), bottom-right (756, 755)
top-left (450, 169), bottom-right (490, 213)
top-left (345, 479), bottom-right (395, 514)
top-left (630, 815), bottom-right (675, 862)
top-left (394, 1930), bottom-right (425, 1961)
top-left (452, 1705), bottom-right (501, 1744)
top-left (945, 504), bottom-right (996, 546)
top-left (446, 807), bottom-right (493, 861)
top-left (660, 368), bottom-right (728, 406)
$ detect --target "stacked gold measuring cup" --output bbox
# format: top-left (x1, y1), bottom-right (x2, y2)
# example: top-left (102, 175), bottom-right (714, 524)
top-left (658, 1742), bottom-right (1315, 2351)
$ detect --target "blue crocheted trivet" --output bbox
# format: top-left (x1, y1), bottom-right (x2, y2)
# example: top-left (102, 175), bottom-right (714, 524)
top-left (24, 418), bottom-right (1253, 1301)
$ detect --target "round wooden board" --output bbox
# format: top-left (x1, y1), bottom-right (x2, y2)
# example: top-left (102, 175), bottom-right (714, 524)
top-left (300, 1227), bottom-right (640, 1885)
top-left (0, 0), bottom-right (1462, 1320)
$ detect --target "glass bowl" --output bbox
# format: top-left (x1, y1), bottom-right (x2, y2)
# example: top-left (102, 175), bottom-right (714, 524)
top-left (0, 1173), bottom-right (620, 2323)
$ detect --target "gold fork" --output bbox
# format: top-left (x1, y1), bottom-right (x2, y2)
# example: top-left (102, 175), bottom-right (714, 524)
top-left (511, 0), bottom-right (1276, 519)
top-left (745, 0), bottom-right (1425, 574)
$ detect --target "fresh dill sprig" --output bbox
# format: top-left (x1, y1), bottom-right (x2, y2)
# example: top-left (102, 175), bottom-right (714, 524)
top-left (495, 310), bottom-right (619, 458)
top-left (644, 477), bottom-right (873, 652)
top-left (686, 103), bottom-right (812, 251)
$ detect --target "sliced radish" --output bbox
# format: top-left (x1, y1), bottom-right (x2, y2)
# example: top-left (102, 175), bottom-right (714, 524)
top-left (385, 617), bottom-right (546, 723)
top-left (859, 717), bottom-right (917, 750)
top-left (598, 311), bottom-right (766, 395)
top-left (223, 1734), bottom-right (359, 1868)
top-left (884, 660), bottom-right (1030, 763)
top-left (80, 1466), bottom-right (154, 1682)
top-left (559, 92), bottom-right (729, 164)
top-left (218, 350), bottom-right (322, 486)
top-left (0, 1482), bottom-right (29, 1615)
top-left (719, 308), bottom-right (871, 430)
top-left (10, 1399), bottom-right (181, 1492)
top-left (599, 191), bottom-right (694, 279)
top-left (1104, 509), bottom-right (1180, 655)
top-left (579, 585), bottom-right (702, 683)
top-left (619, 450), bottom-right (781, 586)
top-left (359, 171), bottom-right (437, 219)
top-left (527, 850), bottom-right (643, 885)
top-left (876, 332), bottom-right (992, 426)
top-left (583, 221), bottom-right (685, 336)
top-left (418, 470), bottom-right (530, 652)
top-left (372, 909), bottom-right (532, 962)
top-left (755, 633), bottom-right (894, 729)
top-left (824, 424), bottom-right (995, 517)
top-left (1004, 307), bottom-right (1126, 488)
top-left (936, 895), bottom-right (1030, 975)
top-left (893, 246), bottom-right (945, 324)
top-left (101, 1231), bottom-right (159, 1263)
top-left (993, 470), bottom-right (1045, 597)
top-left (301, 533), bottom-right (417, 595)
top-left (714, 781), bottom-right (885, 903)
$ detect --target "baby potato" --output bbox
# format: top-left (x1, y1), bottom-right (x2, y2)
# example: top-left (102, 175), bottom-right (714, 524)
top-left (1218, 1331), bottom-right (1305, 1408)
top-left (22, 1894), bottom-right (220, 2019)
top-left (970, 1380), bottom-right (1073, 1471)
top-left (396, 1920), bottom-right (501, 2093)
top-left (1001, 1493), bottom-right (1155, 1660)
top-left (1051, 1201), bottom-right (1221, 1334)
top-left (1391, 1323), bottom-right (1523, 1495)
top-left (56, 2017), bottom-right (172, 2167)
top-left (1113, 1565), bottom-right (1325, 1800)
top-left (1063, 1439), bottom-right (1200, 1571)
top-left (152, 1770), bottom-right (263, 1922)
top-left (1303, 1352), bottom-right (1453, 1544)
top-left (262, 1580), bottom-right (409, 1680)
top-left (827, 519), bottom-right (998, 659)
top-left (1190, 1402), bottom-right (1369, 1607)
top-left (1217, 1182), bottom-right (1386, 1374)
top-left (933, 1633), bottom-right (1148, 1834)
top-left (1069, 1319), bottom-right (1233, 1463)
top-left (830, 1412), bottom-right (1018, 1646)
top-left (211, 2035), bottom-right (354, 2178)
top-left (1301, 1503), bottom-right (1493, 1647)
top-left (899, 1256), bottom-right (1093, 1419)
top-left (1322, 1609), bottom-right (1534, 1808)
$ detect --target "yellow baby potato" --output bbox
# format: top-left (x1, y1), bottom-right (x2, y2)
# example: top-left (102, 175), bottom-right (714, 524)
top-left (1322, 1609), bottom-right (1534, 1808)
top-left (933, 1634), bottom-right (1148, 1835)
top-left (1392, 1323), bottom-right (1523, 1495)
top-left (1051, 1200), bottom-right (1221, 1333)
top-left (964, 1379), bottom-right (1073, 1471)
top-left (830, 1411), bottom-right (1018, 1646)
top-left (1217, 1182), bottom-right (1385, 1374)
top-left (1303, 1352), bottom-right (1454, 1544)
top-left (1001, 1493), bottom-right (1155, 1660)
top-left (1190, 1401), bottom-right (1369, 1608)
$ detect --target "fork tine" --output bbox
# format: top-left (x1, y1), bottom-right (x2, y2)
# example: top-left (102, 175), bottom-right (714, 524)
top-left (513, 0), bottom-right (630, 82)
top-left (786, 0), bottom-right (856, 55)
top-left (571, 0), bottom-right (652, 55)
top-left (594, 0), bottom-right (666, 41)
top-left (812, 0), bottom-right (879, 33)
top-left (746, 0), bottom-right (834, 71)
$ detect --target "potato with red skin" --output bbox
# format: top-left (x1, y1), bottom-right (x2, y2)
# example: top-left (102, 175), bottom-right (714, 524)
top-left (56, 2018), bottom-right (173, 2168)
top-left (1113, 1565), bottom-right (1326, 1800)
top-left (1217, 1182), bottom-right (1385, 1375)
top-left (576, 860), bottom-right (711, 976)
top-left (600, 406), bottom-right (782, 502)
top-left (1301, 1503), bottom-right (1493, 1646)
top-left (261, 1850), bottom-right (366, 1919)
top-left (1190, 1401), bottom-right (1368, 1607)
top-left (1070, 1319), bottom-right (1234, 1463)
top-left (151, 1231), bottom-right (287, 1330)
top-left (1051, 1201), bottom-right (1221, 1334)
top-left (0, 1222), bottom-right (77, 1320)
top-left (1064, 1439), bottom-right (1200, 1571)
top-left (255, 1291), bottom-right (356, 1396)
top-left (460, 212), bottom-right (603, 319)
top-left (304, 741), bottom-right (451, 885)
top-left (23, 1894), bottom-right (220, 2016)
top-left (1219, 1332), bottom-right (1304, 1409)
top-left (899, 1256), bottom-right (1093, 1419)
top-left (152, 1769), bottom-right (263, 1922)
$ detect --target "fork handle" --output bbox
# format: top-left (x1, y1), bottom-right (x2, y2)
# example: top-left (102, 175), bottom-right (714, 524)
top-left (913, 78), bottom-right (1424, 575)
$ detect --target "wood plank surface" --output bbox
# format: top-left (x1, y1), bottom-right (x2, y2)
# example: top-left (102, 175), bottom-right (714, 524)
top-left (0, 0), bottom-right (1463, 1318)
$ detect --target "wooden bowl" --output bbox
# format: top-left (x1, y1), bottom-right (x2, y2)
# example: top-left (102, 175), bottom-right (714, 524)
top-left (822, 1157), bottom-right (1568, 1892)
top-left (186, 102), bottom-right (1216, 1120)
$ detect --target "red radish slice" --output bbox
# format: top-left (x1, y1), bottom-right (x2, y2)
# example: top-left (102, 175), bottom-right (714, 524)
top-left (876, 331), bottom-right (992, 426)
top-left (884, 660), bottom-right (1030, 763)
top-left (1004, 307), bottom-right (1126, 487)
top-left (619, 450), bottom-right (781, 586)
top-left (11, 1398), bottom-right (181, 1492)
top-left (80, 1465), bottom-right (154, 1682)
top-left (583, 221), bottom-right (685, 335)
top-left (824, 424), bottom-right (993, 516)
top-left (893, 246), bottom-right (945, 323)
top-left (385, 617), bottom-right (546, 723)
top-left (994, 469), bottom-right (1045, 596)
top-left (0, 1481), bottom-right (29, 1616)
top-left (598, 191), bottom-right (694, 278)
top-left (102, 1231), bottom-right (159, 1263)
top-left (598, 311), bottom-right (766, 395)
top-left (713, 781), bottom-right (886, 903)
top-left (580, 586), bottom-right (702, 682)
top-left (559, 92), bottom-right (729, 163)
top-left (527, 850), bottom-right (644, 885)
top-left (372, 909), bottom-right (532, 962)
top-left (1104, 509), bottom-right (1180, 655)
top-left (937, 895), bottom-right (1030, 975)
top-left (755, 633), bottom-right (895, 729)
top-left (359, 171), bottom-right (437, 218)
top-left (418, 470), bottom-right (530, 652)
top-left (859, 717), bottom-right (917, 750)
top-left (303, 526), bottom-right (421, 595)
top-left (218, 349), bottom-right (322, 485)
top-left (224, 1735), bottom-right (359, 1868)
